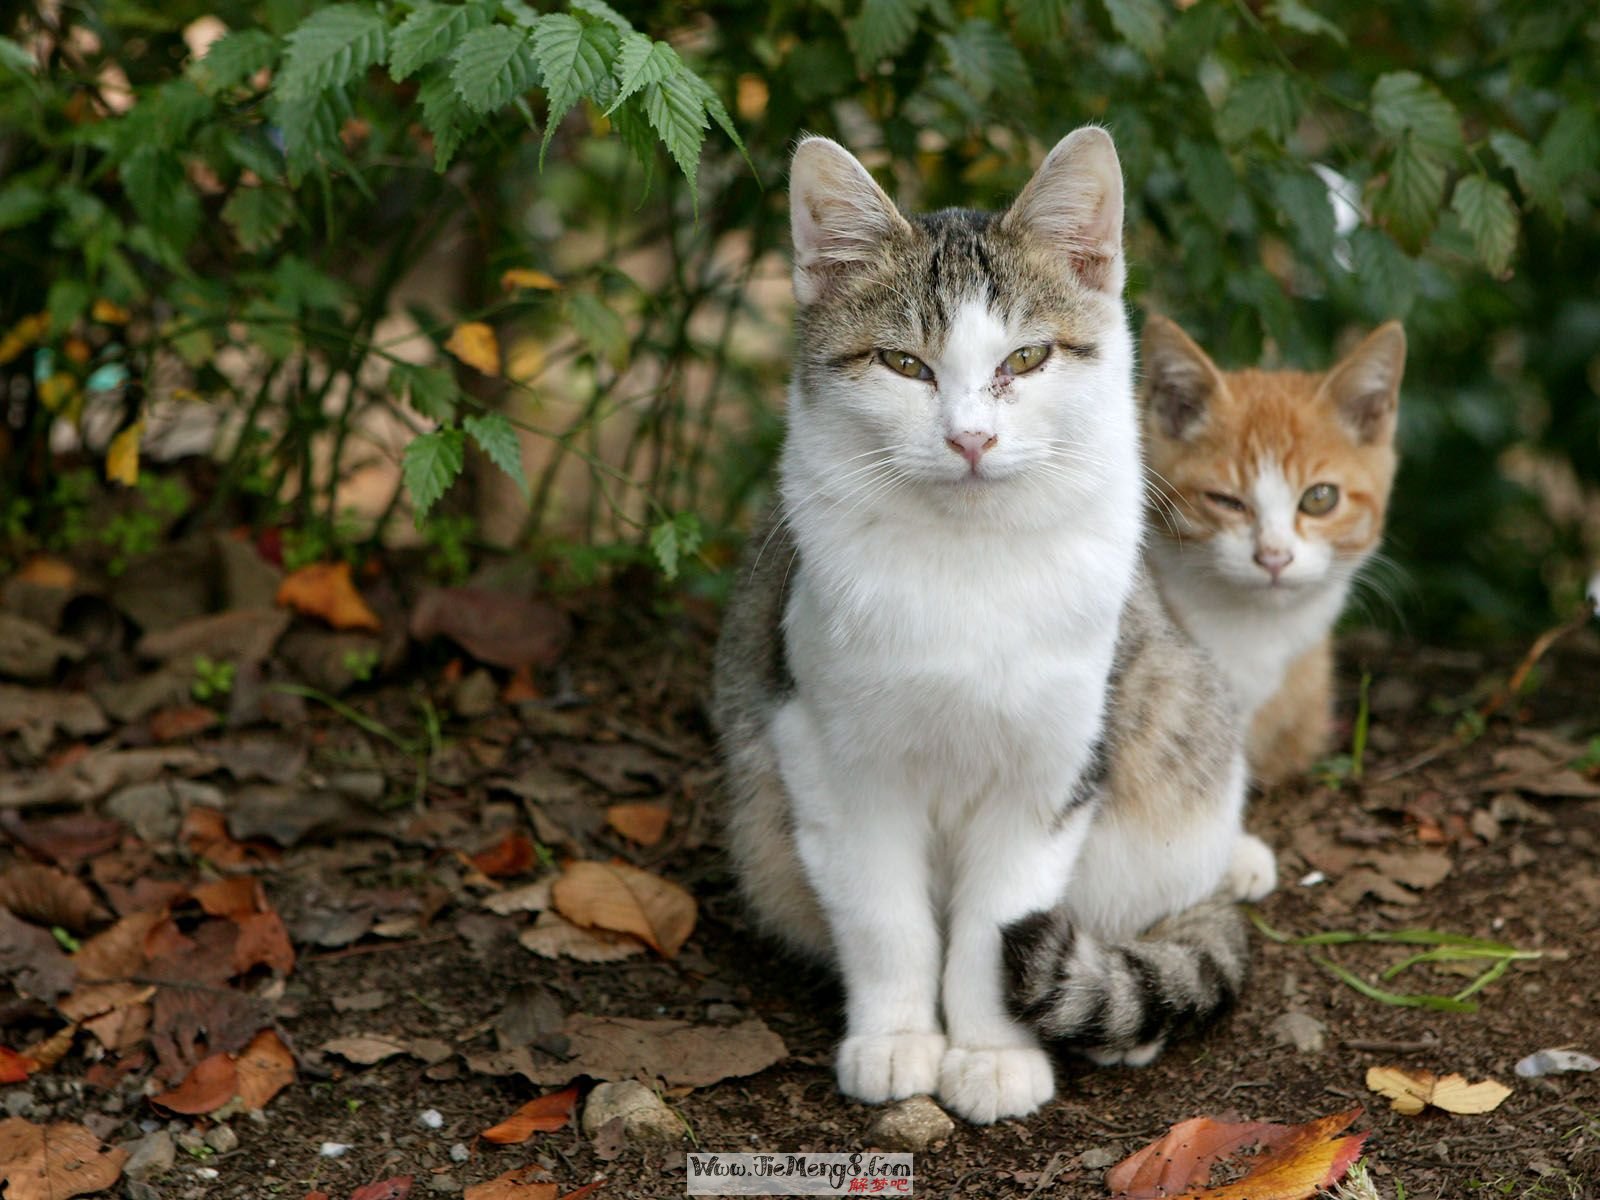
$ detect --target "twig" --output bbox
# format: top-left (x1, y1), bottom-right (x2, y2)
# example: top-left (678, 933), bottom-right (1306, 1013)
top-left (303, 931), bottom-right (456, 963)
top-left (1341, 1034), bottom-right (1440, 1053)
top-left (1478, 598), bottom-right (1597, 721)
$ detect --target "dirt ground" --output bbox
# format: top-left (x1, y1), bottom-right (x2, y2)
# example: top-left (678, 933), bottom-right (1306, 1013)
top-left (3, 593), bottom-right (1598, 1200)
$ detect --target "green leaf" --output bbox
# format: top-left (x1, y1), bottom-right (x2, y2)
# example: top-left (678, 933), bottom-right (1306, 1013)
top-left (0, 184), bottom-right (50, 232)
top-left (46, 280), bottom-right (92, 332)
top-left (389, 362), bottom-right (459, 423)
top-left (938, 19), bottom-right (1028, 104)
top-left (418, 68), bottom-right (482, 170)
top-left (1176, 137), bottom-right (1235, 229)
top-left (270, 86), bottom-right (352, 185)
top-left (608, 32), bottom-right (679, 114)
top-left (277, 4), bottom-right (387, 102)
top-left (642, 71), bottom-right (710, 193)
top-left (609, 98), bottom-right (658, 191)
top-left (389, 1), bottom-right (491, 81)
top-left (222, 186), bottom-right (295, 253)
top-left (1370, 71), bottom-right (1462, 162)
top-left (465, 411), bottom-right (528, 495)
top-left (403, 428), bottom-right (465, 523)
top-left (649, 512), bottom-right (702, 580)
top-left (188, 29), bottom-right (279, 94)
top-left (572, 0), bottom-right (633, 32)
top-left (1450, 175), bottom-right (1518, 276)
top-left (0, 36), bottom-right (36, 75)
top-left (1008, 0), bottom-right (1069, 41)
top-left (450, 24), bottom-right (538, 113)
top-left (1217, 72), bottom-right (1301, 145)
top-left (684, 70), bottom-right (749, 165)
top-left (121, 146), bottom-right (198, 247)
top-left (849, 0), bottom-right (924, 72)
top-left (1349, 226), bottom-right (1416, 318)
top-left (567, 292), bottom-right (628, 368)
top-left (1488, 130), bottom-right (1559, 219)
top-left (1375, 139), bottom-right (1447, 252)
top-left (1269, 167), bottom-right (1336, 266)
top-left (1266, 0), bottom-right (1346, 45)
top-left (1102, 0), bottom-right (1166, 58)
top-left (531, 13), bottom-right (617, 155)
top-left (1539, 104), bottom-right (1599, 188)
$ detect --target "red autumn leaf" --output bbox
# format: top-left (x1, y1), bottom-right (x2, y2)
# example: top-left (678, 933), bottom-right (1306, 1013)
top-left (1107, 1108), bottom-right (1367, 1200)
top-left (233, 910), bottom-right (295, 975)
top-left (276, 562), bottom-right (381, 631)
top-left (235, 1030), bottom-right (296, 1110)
top-left (471, 831), bottom-right (537, 879)
top-left (150, 1052), bottom-right (238, 1115)
top-left (189, 876), bottom-right (261, 917)
top-left (481, 1085), bottom-right (580, 1144)
top-left (463, 1168), bottom-right (558, 1200)
top-left (0, 1048), bottom-right (36, 1084)
top-left (148, 705), bottom-right (219, 742)
top-left (350, 1177), bottom-right (413, 1200)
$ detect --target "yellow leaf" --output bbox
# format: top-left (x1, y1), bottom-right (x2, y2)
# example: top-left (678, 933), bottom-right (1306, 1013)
top-left (37, 373), bottom-right (79, 415)
top-left (445, 321), bottom-right (501, 376)
top-left (1366, 1066), bottom-right (1511, 1115)
top-left (275, 561), bottom-right (382, 632)
top-left (91, 298), bottom-right (131, 325)
top-left (0, 312), bottom-right (48, 365)
top-left (500, 268), bottom-right (562, 292)
top-left (106, 420), bottom-right (143, 486)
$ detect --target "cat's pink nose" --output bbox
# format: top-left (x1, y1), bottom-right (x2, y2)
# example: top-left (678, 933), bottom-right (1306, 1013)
top-left (946, 431), bottom-right (997, 469)
top-left (1254, 547), bottom-right (1293, 581)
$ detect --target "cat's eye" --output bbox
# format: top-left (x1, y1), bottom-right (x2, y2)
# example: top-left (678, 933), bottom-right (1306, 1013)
top-left (880, 350), bottom-right (933, 381)
top-left (1001, 344), bottom-right (1052, 375)
top-left (1205, 491), bottom-right (1248, 514)
top-left (1299, 483), bottom-right (1340, 516)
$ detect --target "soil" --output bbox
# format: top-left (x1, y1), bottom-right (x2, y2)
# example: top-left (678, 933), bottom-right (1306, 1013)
top-left (3, 599), bottom-right (1598, 1200)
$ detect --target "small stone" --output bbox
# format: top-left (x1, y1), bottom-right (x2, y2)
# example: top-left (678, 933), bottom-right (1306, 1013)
top-left (203, 1125), bottom-right (238, 1154)
top-left (175, 1129), bottom-right (207, 1156)
top-left (580, 1081), bottom-right (686, 1145)
top-left (428, 1174), bottom-right (458, 1193)
top-left (450, 1143), bottom-right (471, 1163)
top-left (124, 1130), bottom-right (176, 1180)
top-left (419, 1109), bottom-right (444, 1130)
top-left (1270, 1010), bottom-right (1327, 1054)
top-left (1078, 1146), bottom-right (1118, 1171)
top-left (452, 669), bottom-right (498, 719)
top-left (865, 1096), bottom-right (954, 1154)
top-left (194, 1166), bottom-right (220, 1180)
top-left (3, 1090), bottom-right (35, 1118)
top-left (319, 1142), bottom-right (351, 1158)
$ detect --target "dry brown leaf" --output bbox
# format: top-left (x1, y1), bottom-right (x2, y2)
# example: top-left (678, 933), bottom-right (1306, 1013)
top-left (465, 1167), bottom-right (559, 1200)
top-left (189, 876), bottom-right (261, 918)
top-left (80, 997), bottom-right (151, 1054)
top-left (150, 1052), bottom-right (239, 1115)
top-left (15, 556), bottom-right (77, 589)
top-left (1365, 1066), bottom-right (1511, 1115)
top-left (517, 910), bottom-right (645, 962)
top-left (233, 911), bottom-right (295, 976)
top-left (0, 863), bottom-right (105, 932)
top-left (148, 704), bottom-right (219, 742)
top-left (0, 1118), bottom-right (128, 1200)
top-left (1108, 1108), bottom-right (1367, 1200)
top-left (235, 1029), bottom-right (296, 1110)
top-left (276, 562), bottom-right (381, 632)
top-left (605, 803), bottom-right (671, 847)
top-left (552, 860), bottom-right (696, 958)
top-left (484, 878), bottom-right (553, 916)
top-left (472, 831), bottom-right (537, 879)
top-left (481, 1085), bottom-right (579, 1144)
top-left (350, 1178), bottom-right (413, 1200)
top-left (500, 268), bottom-right (562, 292)
top-left (322, 1034), bottom-right (411, 1065)
top-left (409, 587), bottom-right (570, 670)
top-left (445, 321), bottom-right (501, 375)
top-left (506, 1015), bottom-right (786, 1088)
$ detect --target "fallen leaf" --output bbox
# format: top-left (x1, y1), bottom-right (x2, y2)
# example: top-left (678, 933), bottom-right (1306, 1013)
top-left (0, 812), bottom-right (123, 866)
top-left (445, 321), bottom-right (501, 375)
top-left (189, 876), bottom-right (261, 918)
top-left (14, 556), bottom-right (78, 589)
top-left (0, 863), bottom-right (105, 932)
top-left (518, 910), bottom-right (645, 962)
top-left (481, 1085), bottom-right (579, 1144)
top-left (408, 587), bottom-right (570, 670)
top-left (150, 1053), bottom-right (238, 1115)
top-left (322, 1035), bottom-right (411, 1065)
top-left (92, 298), bottom-right (130, 324)
top-left (235, 1029), bottom-right (296, 1110)
top-left (465, 1167), bottom-right (559, 1200)
top-left (105, 420), bottom-right (144, 486)
top-left (276, 562), bottom-right (381, 632)
top-left (233, 910), bottom-right (295, 976)
top-left (501, 268), bottom-right (562, 292)
top-left (506, 1015), bottom-right (786, 1088)
top-left (552, 860), bottom-right (696, 958)
top-left (472, 831), bottom-right (537, 879)
top-left (0, 908), bottom-right (76, 1001)
top-left (350, 1178), bottom-right (413, 1200)
top-left (0, 1048), bottom-right (36, 1083)
top-left (484, 878), bottom-right (554, 916)
top-left (148, 704), bottom-right (219, 742)
top-left (605, 803), bottom-right (671, 847)
top-left (1108, 1108), bottom-right (1367, 1200)
top-left (0, 1118), bottom-right (129, 1200)
top-left (559, 1182), bottom-right (605, 1200)
top-left (1365, 1066), bottom-right (1511, 1115)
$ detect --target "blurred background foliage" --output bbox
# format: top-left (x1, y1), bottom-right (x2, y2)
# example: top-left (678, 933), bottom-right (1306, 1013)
top-left (1, 0), bottom-right (1596, 639)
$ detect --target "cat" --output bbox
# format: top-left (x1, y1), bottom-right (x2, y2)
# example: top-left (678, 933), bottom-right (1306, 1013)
top-left (1140, 316), bottom-right (1405, 784)
top-left (711, 128), bottom-right (1276, 1126)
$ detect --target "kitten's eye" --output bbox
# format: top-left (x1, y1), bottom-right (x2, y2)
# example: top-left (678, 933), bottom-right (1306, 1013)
top-left (1001, 344), bottom-right (1051, 375)
top-left (880, 350), bottom-right (933, 381)
top-left (1299, 483), bottom-right (1340, 516)
top-left (1205, 492), bottom-right (1248, 514)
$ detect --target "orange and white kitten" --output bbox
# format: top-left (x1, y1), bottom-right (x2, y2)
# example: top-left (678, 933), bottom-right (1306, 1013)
top-left (1141, 317), bottom-right (1404, 784)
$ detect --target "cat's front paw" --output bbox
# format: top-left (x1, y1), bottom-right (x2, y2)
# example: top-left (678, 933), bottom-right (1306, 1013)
top-left (1226, 833), bottom-right (1277, 901)
top-left (1084, 1038), bottom-right (1166, 1068)
top-left (937, 1046), bottom-right (1055, 1124)
top-left (836, 1032), bottom-right (947, 1104)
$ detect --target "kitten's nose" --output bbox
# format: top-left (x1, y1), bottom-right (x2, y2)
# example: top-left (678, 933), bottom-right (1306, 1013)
top-left (1254, 546), bottom-right (1293, 582)
top-left (946, 431), bottom-right (997, 469)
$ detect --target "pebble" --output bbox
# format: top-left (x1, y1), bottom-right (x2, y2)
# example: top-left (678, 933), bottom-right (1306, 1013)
top-left (1078, 1146), bottom-right (1119, 1171)
top-left (204, 1125), bottom-right (239, 1154)
top-left (419, 1109), bottom-right (445, 1130)
top-left (175, 1129), bottom-right (207, 1156)
top-left (580, 1081), bottom-right (687, 1144)
top-left (319, 1142), bottom-right (352, 1158)
top-left (123, 1130), bottom-right (176, 1180)
top-left (865, 1096), bottom-right (954, 1153)
top-left (1270, 1010), bottom-right (1328, 1054)
top-left (2, 1091), bottom-right (34, 1118)
top-left (450, 1143), bottom-right (471, 1163)
top-left (428, 1174), bottom-right (458, 1193)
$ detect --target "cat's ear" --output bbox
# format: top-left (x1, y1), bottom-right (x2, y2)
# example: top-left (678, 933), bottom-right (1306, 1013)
top-left (1002, 126), bottom-right (1125, 294)
top-left (1142, 316), bottom-right (1222, 441)
top-left (1321, 321), bottom-right (1406, 444)
top-left (789, 137), bottom-right (910, 306)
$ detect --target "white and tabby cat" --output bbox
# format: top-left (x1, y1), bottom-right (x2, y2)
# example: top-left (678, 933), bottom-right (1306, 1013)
top-left (712, 129), bottom-right (1275, 1125)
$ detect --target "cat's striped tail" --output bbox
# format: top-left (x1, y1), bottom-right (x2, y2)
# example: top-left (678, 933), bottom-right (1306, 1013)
top-left (1001, 897), bottom-right (1249, 1065)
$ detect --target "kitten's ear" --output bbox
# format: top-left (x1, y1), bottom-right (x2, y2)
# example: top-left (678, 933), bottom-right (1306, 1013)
top-left (1142, 316), bottom-right (1222, 441)
top-left (789, 137), bottom-right (910, 306)
top-left (1002, 126), bottom-right (1125, 294)
top-left (1321, 321), bottom-right (1406, 444)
